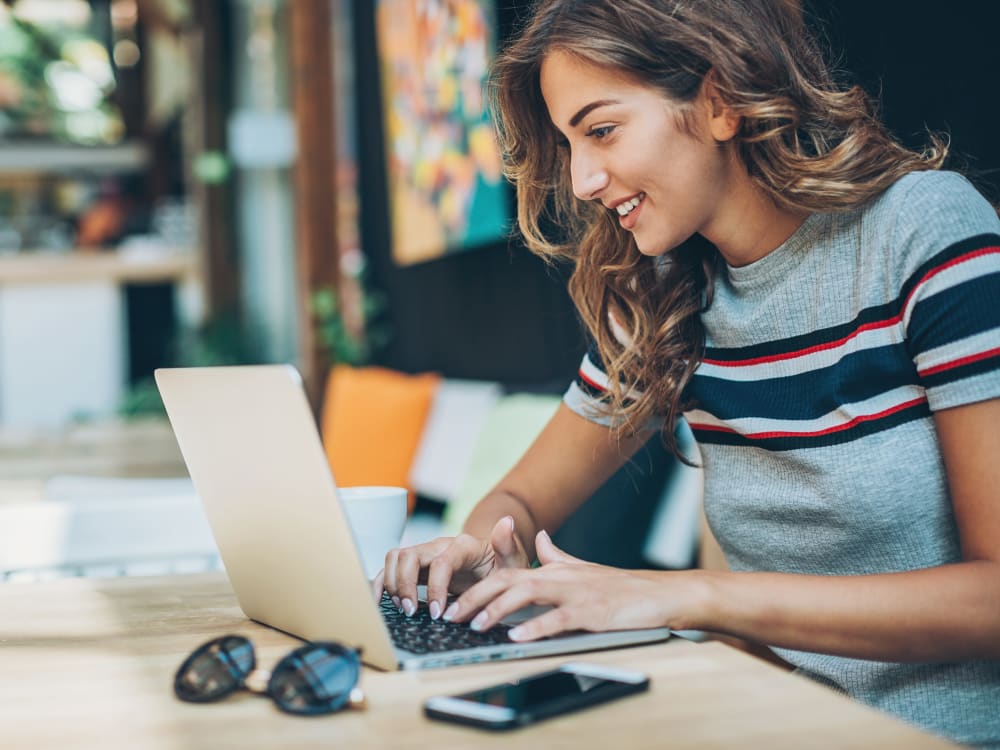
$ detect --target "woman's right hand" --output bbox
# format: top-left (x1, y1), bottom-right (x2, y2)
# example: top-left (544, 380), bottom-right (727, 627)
top-left (374, 515), bottom-right (530, 621)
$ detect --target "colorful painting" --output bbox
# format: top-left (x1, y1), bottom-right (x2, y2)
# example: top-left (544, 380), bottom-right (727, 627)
top-left (375, 0), bottom-right (507, 265)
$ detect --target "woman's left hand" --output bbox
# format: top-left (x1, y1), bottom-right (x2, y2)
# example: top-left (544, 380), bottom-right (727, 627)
top-left (442, 529), bottom-right (687, 641)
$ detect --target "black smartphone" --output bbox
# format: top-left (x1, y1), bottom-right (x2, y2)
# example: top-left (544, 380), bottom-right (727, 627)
top-left (423, 662), bottom-right (650, 730)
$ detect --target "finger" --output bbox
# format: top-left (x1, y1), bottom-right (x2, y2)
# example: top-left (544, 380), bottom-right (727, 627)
top-left (382, 548), bottom-right (402, 609)
top-left (507, 607), bottom-right (576, 643)
top-left (466, 585), bottom-right (548, 634)
top-left (445, 567), bottom-right (528, 624)
top-left (535, 529), bottom-right (582, 566)
top-left (394, 545), bottom-right (429, 616)
top-left (372, 568), bottom-right (385, 603)
top-left (490, 515), bottom-right (525, 568)
top-left (425, 535), bottom-right (486, 620)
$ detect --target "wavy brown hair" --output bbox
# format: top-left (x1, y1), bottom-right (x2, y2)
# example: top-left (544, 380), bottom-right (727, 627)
top-left (489, 0), bottom-right (947, 458)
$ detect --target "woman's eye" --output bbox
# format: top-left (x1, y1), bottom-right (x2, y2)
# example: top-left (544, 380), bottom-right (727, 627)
top-left (587, 125), bottom-right (615, 139)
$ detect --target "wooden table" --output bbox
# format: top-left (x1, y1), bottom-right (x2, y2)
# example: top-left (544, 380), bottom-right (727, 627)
top-left (0, 573), bottom-right (958, 749)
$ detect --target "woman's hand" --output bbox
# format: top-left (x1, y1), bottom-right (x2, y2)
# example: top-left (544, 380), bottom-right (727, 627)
top-left (374, 515), bottom-right (530, 620)
top-left (443, 530), bottom-right (686, 641)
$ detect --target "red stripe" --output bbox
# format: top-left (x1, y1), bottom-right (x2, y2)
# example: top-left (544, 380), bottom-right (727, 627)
top-left (702, 316), bottom-right (900, 367)
top-left (919, 345), bottom-right (1000, 377)
top-left (703, 246), bottom-right (1000, 369)
top-left (688, 396), bottom-right (928, 440)
top-left (577, 369), bottom-right (607, 393)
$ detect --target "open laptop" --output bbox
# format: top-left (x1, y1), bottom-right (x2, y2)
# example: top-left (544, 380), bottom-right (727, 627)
top-left (155, 365), bottom-right (671, 670)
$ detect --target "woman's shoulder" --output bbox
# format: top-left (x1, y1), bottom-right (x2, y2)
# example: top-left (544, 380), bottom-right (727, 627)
top-left (869, 169), bottom-right (999, 233)
top-left (862, 170), bottom-right (1000, 274)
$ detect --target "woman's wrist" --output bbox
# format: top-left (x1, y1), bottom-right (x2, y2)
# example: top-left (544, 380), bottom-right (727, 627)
top-left (653, 568), bottom-right (724, 632)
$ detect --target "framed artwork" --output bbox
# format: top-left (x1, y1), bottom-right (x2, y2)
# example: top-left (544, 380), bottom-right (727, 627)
top-left (374, 0), bottom-right (508, 265)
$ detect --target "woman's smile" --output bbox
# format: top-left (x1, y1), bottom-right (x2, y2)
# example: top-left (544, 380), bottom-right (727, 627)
top-left (614, 192), bottom-right (645, 230)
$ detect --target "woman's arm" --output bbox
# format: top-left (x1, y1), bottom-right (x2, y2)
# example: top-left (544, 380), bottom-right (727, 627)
top-left (452, 398), bottom-right (1000, 663)
top-left (692, 397), bottom-right (1000, 661)
top-left (386, 403), bottom-right (653, 618)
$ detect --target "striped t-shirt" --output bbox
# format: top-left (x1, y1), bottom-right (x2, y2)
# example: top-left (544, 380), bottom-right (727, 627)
top-left (564, 170), bottom-right (1000, 748)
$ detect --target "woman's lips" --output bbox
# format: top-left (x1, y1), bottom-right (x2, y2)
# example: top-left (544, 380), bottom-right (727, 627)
top-left (618, 194), bottom-right (644, 230)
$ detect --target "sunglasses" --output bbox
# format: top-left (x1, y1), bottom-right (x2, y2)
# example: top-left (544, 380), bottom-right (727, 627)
top-left (173, 635), bottom-right (365, 716)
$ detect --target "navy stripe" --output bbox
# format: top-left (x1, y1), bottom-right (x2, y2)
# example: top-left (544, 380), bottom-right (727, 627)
top-left (921, 350), bottom-right (1000, 390)
top-left (585, 334), bottom-right (606, 369)
top-left (899, 233), bottom-right (1000, 303)
top-left (575, 376), bottom-right (607, 401)
top-left (906, 271), bottom-right (1000, 354)
top-left (702, 300), bottom-right (897, 363)
top-left (688, 343), bottom-right (919, 420)
top-left (703, 233), bottom-right (1000, 363)
top-left (690, 399), bottom-right (931, 452)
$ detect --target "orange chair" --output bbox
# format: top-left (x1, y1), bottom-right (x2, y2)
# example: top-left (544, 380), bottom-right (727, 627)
top-left (320, 365), bottom-right (440, 513)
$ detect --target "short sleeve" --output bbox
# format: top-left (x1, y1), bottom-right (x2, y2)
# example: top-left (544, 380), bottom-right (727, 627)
top-left (562, 334), bottom-right (666, 431)
top-left (893, 172), bottom-right (1000, 411)
top-left (563, 335), bottom-right (616, 426)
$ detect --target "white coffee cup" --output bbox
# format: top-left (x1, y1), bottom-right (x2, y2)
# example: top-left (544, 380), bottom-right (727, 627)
top-left (338, 486), bottom-right (408, 579)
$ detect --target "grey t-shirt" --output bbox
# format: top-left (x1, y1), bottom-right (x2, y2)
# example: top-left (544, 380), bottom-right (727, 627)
top-left (565, 170), bottom-right (1000, 748)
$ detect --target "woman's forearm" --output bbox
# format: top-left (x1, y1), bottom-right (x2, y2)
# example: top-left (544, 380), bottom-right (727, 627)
top-left (687, 560), bottom-right (1000, 662)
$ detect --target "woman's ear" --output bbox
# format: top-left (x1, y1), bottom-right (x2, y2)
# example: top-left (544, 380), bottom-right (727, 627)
top-left (701, 72), bottom-right (740, 142)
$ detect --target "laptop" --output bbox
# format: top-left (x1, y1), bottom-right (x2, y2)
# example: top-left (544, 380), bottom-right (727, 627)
top-left (154, 365), bottom-right (671, 671)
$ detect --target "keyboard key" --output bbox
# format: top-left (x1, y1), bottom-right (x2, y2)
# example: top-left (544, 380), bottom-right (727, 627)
top-left (379, 593), bottom-right (510, 653)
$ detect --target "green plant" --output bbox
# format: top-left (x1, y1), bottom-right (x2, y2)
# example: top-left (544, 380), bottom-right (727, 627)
top-left (312, 273), bottom-right (390, 367)
top-left (118, 311), bottom-right (262, 418)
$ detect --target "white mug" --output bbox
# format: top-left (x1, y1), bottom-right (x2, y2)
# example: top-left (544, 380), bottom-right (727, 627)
top-left (338, 486), bottom-right (408, 579)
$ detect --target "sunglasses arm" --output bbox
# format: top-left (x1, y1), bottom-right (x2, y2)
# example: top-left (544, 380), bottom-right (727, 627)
top-left (347, 686), bottom-right (367, 710)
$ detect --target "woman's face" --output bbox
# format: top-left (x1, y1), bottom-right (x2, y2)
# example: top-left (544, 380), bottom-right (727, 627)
top-left (539, 49), bottom-right (738, 257)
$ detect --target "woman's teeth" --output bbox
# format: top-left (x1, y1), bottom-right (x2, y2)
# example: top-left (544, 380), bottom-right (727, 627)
top-left (616, 194), bottom-right (644, 216)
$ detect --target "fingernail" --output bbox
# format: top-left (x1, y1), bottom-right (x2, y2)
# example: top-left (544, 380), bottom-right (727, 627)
top-left (508, 625), bottom-right (525, 641)
top-left (391, 596), bottom-right (401, 609)
top-left (539, 529), bottom-right (550, 541)
top-left (429, 600), bottom-right (442, 620)
top-left (470, 611), bottom-right (488, 632)
top-left (402, 598), bottom-right (416, 617)
top-left (506, 515), bottom-right (514, 532)
top-left (442, 603), bottom-right (458, 622)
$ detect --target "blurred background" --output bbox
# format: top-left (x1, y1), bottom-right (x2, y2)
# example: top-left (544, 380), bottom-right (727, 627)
top-left (0, 0), bottom-right (997, 581)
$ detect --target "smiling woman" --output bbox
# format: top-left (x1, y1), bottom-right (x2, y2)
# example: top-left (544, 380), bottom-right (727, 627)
top-left (379, 2), bottom-right (1000, 748)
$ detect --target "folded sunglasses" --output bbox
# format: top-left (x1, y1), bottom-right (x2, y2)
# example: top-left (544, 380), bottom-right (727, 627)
top-left (174, 635), bottom-right (365, 716)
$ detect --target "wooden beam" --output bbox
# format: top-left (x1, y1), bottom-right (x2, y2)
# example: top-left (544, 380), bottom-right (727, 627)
top-left (288, 0), bottom-right (340, 411)
top-left (186, 1), bottom-right (240, 320)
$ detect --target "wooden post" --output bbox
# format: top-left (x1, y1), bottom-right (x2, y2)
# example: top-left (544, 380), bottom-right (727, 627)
top-left (185, 0), bottom-right (240, 321)
top-left (288, 0), bottom-right (341, 412)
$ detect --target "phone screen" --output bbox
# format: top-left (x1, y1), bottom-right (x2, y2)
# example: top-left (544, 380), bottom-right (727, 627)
top-left (458, 669), bottom-right (631, 711)
top-left (425, 664), bottom-right (649, 729)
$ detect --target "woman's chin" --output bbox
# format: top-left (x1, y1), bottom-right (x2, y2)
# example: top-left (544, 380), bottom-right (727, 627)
top-left (634, 236), bottom-right (670, 257)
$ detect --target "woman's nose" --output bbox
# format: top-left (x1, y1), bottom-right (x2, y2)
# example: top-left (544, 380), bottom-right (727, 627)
top-left (571, 152), bottom-right (610, 201)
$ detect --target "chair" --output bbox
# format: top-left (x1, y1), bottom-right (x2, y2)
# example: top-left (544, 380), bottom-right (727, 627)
top-left (320, 364), bottom-right (440, 512)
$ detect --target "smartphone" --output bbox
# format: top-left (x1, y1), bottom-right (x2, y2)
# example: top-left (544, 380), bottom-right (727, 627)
top-left (423, 662), bottom-right (650, 730)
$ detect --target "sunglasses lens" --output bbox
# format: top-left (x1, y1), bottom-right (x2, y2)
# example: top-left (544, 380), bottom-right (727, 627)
top-left (268, 642), bottom-right (360, 715)
top-left (174, 635), bottom-right (256, 702)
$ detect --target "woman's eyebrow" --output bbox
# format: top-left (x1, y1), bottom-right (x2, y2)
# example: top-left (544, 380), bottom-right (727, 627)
top-left (569, 99), bottom-right (620, 128)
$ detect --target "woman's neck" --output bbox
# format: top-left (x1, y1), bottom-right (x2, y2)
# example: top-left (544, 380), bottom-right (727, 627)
top-left (703, 154), bottom-right (809, 267)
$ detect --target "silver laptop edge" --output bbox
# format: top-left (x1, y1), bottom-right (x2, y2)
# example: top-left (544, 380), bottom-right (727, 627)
top-left (155, 364), bottom-right (670, 671)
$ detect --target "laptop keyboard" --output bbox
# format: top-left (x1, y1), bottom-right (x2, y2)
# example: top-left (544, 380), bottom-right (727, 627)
top-left (379, 593), bottom-right (512, 654)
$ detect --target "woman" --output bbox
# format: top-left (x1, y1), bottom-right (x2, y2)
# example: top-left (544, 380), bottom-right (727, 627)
top-left (378, 1), bottom-right (1000, 745)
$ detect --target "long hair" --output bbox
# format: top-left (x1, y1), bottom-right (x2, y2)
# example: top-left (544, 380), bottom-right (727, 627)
top-left (489, 0), bottom-right (947, 458)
